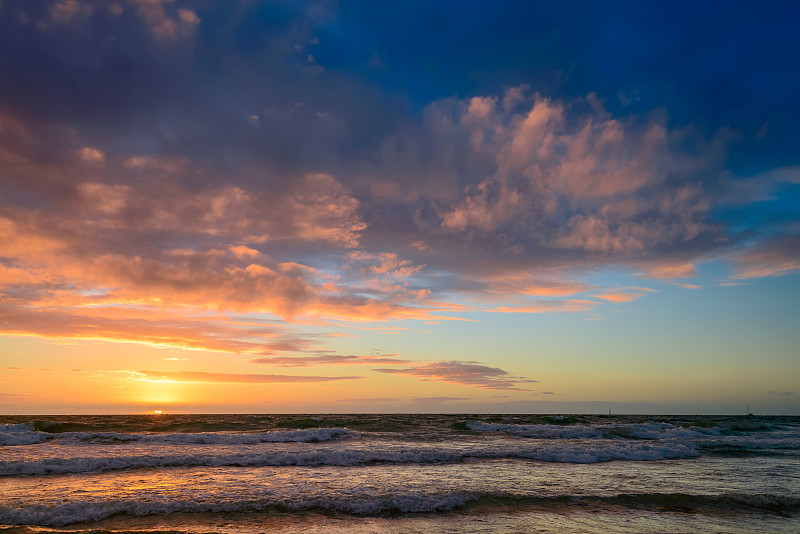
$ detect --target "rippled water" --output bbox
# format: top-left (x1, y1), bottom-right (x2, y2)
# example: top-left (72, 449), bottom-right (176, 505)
top-left (1, 414), bottom-right (798, 533)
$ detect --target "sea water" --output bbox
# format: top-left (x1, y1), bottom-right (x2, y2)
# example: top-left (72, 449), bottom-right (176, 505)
top-left (0, 414), bottom-right (798, 533)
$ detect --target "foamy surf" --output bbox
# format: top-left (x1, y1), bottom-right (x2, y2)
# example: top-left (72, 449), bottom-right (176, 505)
top-left (466, 420), bottom-right (724, 440)
top-left (1, 414), bottom-right (797, 532)
top-left (1, 491), bottom-right (798, 526)
top-left (0, 441), bottom-right (703, 476)
top-left (0, 426), bottom-right (354, 447)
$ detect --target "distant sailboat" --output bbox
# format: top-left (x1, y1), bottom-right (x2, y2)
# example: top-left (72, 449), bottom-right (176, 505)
top-left (746, 404), bottom-right (754, 418)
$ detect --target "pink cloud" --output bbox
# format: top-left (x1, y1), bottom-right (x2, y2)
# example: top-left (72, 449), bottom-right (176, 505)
top-left (133, 0), bottom-right (200, 41)
top-left (78, 147), bottom-right (105, 163)
top-left (41, 0), bottom-right (93, 28)
top-left (663, 281), bottom-right (702, 289)
top-left (0, 152), bottom-right (415, 323)
top-left (0, 81), bottom-right (777, 362)
top-left (730, 236), bottom-right (800, 279)
top-left (376, 360), bottom-right (536, 390)
top-left (420, 88), bottom-right (720, 257)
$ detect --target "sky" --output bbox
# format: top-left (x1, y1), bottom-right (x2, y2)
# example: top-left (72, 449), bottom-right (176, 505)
top-left (0, 0), bottom-right (798, 415)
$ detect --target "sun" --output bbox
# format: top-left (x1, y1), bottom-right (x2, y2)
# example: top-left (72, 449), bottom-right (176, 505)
top-left (153, 410), bottom-right (163, 414)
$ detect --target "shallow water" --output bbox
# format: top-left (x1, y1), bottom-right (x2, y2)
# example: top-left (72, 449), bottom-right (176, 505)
top-left (1, 414), bottom-right (798, 533)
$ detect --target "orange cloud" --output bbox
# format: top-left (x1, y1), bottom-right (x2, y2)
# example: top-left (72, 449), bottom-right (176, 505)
top-left (594, 290), bottom-right (647, 303)
top-left (641, 262), bottom-right (698, 279)
top-left (489, 299), bottom-right (597, 314)
top-left (482, 273), bottom-right (591, 297)
top-left (133, 370), bottom-right (362, 383)
top-left (0, 168), bottom-right (418, 323)
top-left (249, 354), bottom-right (412, 367)
top-left (0, 303), bottom-right (293, 354)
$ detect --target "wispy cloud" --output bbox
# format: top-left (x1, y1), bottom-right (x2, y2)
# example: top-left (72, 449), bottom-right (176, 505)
top-left (729, 236), bottom-right (800, 280)
top-left (663, 281), bottom-right (702, 290)
top-left (409, 396), bottom-right (469, 403)
top-left (639, 262), bottom-right (698, 280)
top-left (249, 354), bottom-right (413, 367)
top-left (0, 302), bottom-right (299, 354)
top-left (488, 299), bottom-right (597, 314)
top-left (376, 360), bottom-right (536, 391)
top-left (593, 289), bottom-right (650, 303)
top-left (133, 370), bottom-right (363, 383)
top-left (0, 2), bottom-right (795, 372)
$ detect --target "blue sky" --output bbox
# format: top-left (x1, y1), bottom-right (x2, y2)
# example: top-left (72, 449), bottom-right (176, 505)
top-left (0, 0), bottom-right (798, 414)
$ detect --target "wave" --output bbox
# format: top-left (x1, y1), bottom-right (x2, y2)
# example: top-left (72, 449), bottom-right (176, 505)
top-left (467, 421), bottom-right (605, 439)
top-left (0, 427), bottom-right (354, 447)
top-left (465, 421), bottom-right (800, 457)
top-left (466, 420), bottom-right (724, 440)
top-left (1, 491), bottom-right (796, 526)
top-left (0, 441), bottom-right (700, 476)
top-left (0, 433), bottom-right (50, 447)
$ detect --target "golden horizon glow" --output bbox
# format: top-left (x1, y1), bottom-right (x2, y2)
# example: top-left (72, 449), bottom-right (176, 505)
top-left (0, 5), bottom-right (798, 416)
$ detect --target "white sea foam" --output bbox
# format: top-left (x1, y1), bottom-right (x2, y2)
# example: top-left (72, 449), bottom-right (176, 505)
top-left (0, 423), bottom-right (36, 432)
top-left (68, 427), bottom-right (355, 444)
top-left (2, 491), bottom-right (797, 526)
top-left (515, 441), bottom-right (700, 463)
top-left (0, 493), bottom-right (478, 526)
top-left (466, 421), bottom-right (604, 439)
top-left (0, 432), bottom-right (50, 446)
top-left (0, 423), bottom-right (51, 447)
top-left (0, 449), bottom-right (462, 476)
top-left (0, 426), bottom-right (354, 447)
top-left (466, 421), bottom-right (724, 441)
top-left (0, 439), bottom-right (704, 476)
top-left (694, 434), bottom-right (800, 451)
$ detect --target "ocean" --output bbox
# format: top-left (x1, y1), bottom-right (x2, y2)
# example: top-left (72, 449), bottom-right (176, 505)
top-left (0, 414), bottom-right (798, 533)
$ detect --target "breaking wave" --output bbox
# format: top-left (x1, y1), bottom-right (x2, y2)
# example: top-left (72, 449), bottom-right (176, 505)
top-left (1, 491), bottom-right (796, 526)
top-left (0, 440), bottom-right (701, 476)
top-left (466, 420), bottom-right (722, 440)
top-left (0, 426), bottom-right (354, 447)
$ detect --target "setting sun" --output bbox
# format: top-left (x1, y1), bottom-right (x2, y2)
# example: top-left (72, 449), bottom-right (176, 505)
top-left (0, 1), bottom-right (798, 532)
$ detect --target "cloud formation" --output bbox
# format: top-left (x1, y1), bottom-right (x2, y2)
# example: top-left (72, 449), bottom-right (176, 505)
top-left (730, 236), bottom-right (800, 280)
top-left (0, 1), bottom-right (797, 403)
top-left (376, 360), bottom-right (536, 391)
top-left (364, 90), bottom-right (722, 266)
top-left (133, 370), bottom-right (362, 383)
top-left (249, 354), bottom-right (412, 367)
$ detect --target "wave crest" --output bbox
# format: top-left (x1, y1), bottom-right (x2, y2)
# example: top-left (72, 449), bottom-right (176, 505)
top-left (1, 491), bottom-right (797, 526)
top-left (0, 426), bottom-right (354, 447)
